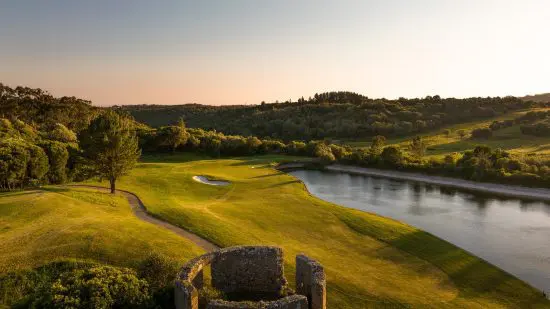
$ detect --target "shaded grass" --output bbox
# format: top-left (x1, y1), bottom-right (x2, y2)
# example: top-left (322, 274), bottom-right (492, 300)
top-left (87, 154), bottom-right (549, 308)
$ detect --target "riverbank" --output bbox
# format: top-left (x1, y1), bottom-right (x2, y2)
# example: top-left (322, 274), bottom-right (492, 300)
top-left (326, 164), bottom-right (550, 202)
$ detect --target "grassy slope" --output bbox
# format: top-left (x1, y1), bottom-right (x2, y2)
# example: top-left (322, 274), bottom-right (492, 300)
top-left (88, 153), bottom-right (549, 308)
top-left (346, 108), bottom-right (550, 159)
top-left (0, 187), bottom-right (204, 274)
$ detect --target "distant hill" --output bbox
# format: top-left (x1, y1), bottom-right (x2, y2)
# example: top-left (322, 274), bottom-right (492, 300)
top-left (522, 93), bottom-right (550, 103)
top-left (121, 92), bottom-right (541, 141)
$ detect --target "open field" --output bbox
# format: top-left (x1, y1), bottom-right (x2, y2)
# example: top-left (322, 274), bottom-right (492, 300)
top-left (0, 187), bottom-right (204, 274)
top-left (346, 108), bottom-right (550, 159)
top-left (78, 153), bottom-right (549, 308)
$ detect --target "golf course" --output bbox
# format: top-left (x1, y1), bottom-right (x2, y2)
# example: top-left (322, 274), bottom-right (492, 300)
top-left (3, 153), bottom-right (548, 308)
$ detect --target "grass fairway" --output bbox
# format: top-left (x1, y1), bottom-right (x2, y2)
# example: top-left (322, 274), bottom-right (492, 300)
top-left (0, 187), bottom-right (204, 274)
top-left (87, 153), bottom-right (549, 308)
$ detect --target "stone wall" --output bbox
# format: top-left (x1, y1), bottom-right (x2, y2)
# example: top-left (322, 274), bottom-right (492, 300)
top-left (211, 246), bottom-right (286, 294)
top-left (175, 252), bottom-right (216, 309)
top-left (175, 246), bottom-right (325, 309)
top-left (207, 295), bottom-right (308, 309)
top-left (295, 254), bottom-right (326, 309)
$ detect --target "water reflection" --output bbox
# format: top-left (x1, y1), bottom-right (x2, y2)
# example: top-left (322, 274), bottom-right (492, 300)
top-left (290, 169), bottom-right (550, 292)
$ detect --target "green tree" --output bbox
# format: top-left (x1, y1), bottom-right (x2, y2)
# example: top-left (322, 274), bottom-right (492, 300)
top-left (0, 140), bottom-right (29, 190)
top-left (47, 123), bottom-right (77, 143)
top-left (381, 146), bottom-right (404, 166)
top-left (409, 136), bottom-right (427, 159)
top-left (39, 141), bottom-right (69, 184)
top-left (80, 111), bottom-right (141, 193)
top-left (25, 143), bottom-right (49, 185)
top-left (369, 135), bottom-right (386, 156)
top-left (314, 143), bottom-right (336, 163)
top-left (157, 119), bottom-right (190, 152)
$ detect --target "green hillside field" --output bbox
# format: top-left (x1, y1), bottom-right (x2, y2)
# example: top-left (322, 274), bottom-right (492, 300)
top-left (347, 108), bottom-right (550, 159)
top-left (75, 153), bottom-right (548, 308)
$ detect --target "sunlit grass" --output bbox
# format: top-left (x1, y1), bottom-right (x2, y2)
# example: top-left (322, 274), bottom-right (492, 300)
top-left (0, 186), bottom-right (204, 273)
top-left (83, 153), bottom-right (549, 308)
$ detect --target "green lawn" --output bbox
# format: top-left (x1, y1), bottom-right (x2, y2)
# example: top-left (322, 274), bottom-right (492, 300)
top-left (82, 153), bottom-right (548, 308)
top-left (0, 186), bottom-right (204, 274)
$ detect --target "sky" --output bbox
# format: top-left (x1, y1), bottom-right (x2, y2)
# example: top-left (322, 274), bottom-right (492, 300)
top-left (1, 0), bottom-right (549, 106)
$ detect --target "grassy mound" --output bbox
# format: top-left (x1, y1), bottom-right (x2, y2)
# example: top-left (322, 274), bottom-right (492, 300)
top-left (87, 153), bottom-right (549, 308)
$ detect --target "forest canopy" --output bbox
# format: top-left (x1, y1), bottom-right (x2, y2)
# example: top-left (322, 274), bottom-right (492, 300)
top-left (120, 91), bottom-right (543, 141)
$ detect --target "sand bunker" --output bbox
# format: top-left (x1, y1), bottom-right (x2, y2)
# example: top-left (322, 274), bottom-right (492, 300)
top-left (192, 176), bottom-right (230, 186)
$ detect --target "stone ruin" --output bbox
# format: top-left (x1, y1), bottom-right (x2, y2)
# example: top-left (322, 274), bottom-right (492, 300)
top-left (175, 246), bottom-right (326, 309)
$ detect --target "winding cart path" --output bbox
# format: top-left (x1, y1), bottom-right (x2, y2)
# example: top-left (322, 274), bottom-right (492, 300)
top-left (67, 185), bottom-right (220, 252)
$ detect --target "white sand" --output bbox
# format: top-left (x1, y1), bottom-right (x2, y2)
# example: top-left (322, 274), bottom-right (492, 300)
top-left (192, 175), bottom-right (230, 186)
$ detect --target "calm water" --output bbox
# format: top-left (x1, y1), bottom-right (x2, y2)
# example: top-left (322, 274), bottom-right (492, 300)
top-left (290, 169), bottom-right (550, 292)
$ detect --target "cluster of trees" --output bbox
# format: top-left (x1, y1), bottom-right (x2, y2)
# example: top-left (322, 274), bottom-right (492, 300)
top-left (0, 110), bottom-right (140, 193)
top-left (135, 120), bottom-right (550, 188)
top-left (517, 111), bottom-right (550, 137)
top-left (0, 118), bottom-right (79, 190)
top-left (121, 92), bottom-right (542, 141)
top-left (520, 120), bottom-right (550, 136)
top-left (316, 137), bottom-right (550, 187)
top-left (0, 83), bottom-right (99, 132)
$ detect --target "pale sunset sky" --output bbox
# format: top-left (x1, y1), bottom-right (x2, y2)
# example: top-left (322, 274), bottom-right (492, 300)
top-left (1, 0), bottom-right (549, 106)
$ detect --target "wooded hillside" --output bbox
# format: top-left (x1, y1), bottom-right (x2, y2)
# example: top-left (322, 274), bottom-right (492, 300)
top-left (121, 92), bottom-right (543, 141)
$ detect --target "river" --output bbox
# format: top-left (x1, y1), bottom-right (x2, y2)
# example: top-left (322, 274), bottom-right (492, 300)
top-left (290, 169), bottom-right (550, 292)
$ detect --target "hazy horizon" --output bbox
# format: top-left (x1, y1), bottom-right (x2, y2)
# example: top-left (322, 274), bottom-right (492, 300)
top-left (1, 0), bottom-right (549, 106)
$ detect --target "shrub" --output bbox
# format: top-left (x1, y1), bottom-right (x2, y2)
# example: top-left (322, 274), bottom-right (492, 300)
top-left (381, 146), bottom-right (404, 167)
top-left (31, 265), bottom-right (150, 308)
top-left (471, 128), bottom-right (492, 139)
top-left (313, 143), bottom-right (336, 163)
top-left (137, 253), bottom-right (178, 292)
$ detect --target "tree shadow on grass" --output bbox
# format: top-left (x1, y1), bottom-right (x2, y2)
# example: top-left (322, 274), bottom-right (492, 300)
top-left (268, 180), bottom-right (300, 188)
top-left (0, 190), bottom-right (42, 198)
top-left (40, 187), bottom-right (70, 194)
top-left (140, 152), bottom-right (210, 163)
top-left (250, 172), bottom-right (284, 179)
top-left (337, 211), bottom-right (548, 305)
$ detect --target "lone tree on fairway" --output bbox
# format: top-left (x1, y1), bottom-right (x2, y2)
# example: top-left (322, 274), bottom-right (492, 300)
top-left (81, 110), bottom-right (141, 193)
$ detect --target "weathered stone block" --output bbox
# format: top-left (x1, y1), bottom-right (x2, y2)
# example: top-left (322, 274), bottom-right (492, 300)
top-left (295, 254), bottom-right (326, 309)
top-left (265, 295), bottom-right (308, 309)
top-left (175, 281), bottom-right (199, 309)
top-left (212, 246), bottom-right (286, 294)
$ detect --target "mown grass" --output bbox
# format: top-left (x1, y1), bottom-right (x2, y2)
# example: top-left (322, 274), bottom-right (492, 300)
top-left (85, 153), bottom-right (549, 308)
top-left (0, 186), bottom-right (204, 274)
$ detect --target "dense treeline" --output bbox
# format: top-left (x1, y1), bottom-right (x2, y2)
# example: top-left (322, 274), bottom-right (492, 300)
top-left (121, 92), bottom-right (542, 141)
top-left (135, 121), bottom-right (550, 188)
top-left (0, 118), bottom-right (90, 190)
top-left (0, 83), bottom-right (99, 132)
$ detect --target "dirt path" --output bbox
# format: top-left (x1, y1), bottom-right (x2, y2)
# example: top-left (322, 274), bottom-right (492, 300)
top-left (67, 185), bottom-right (219, 252)
top-left (326, 164), bottom-right (550, 202)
